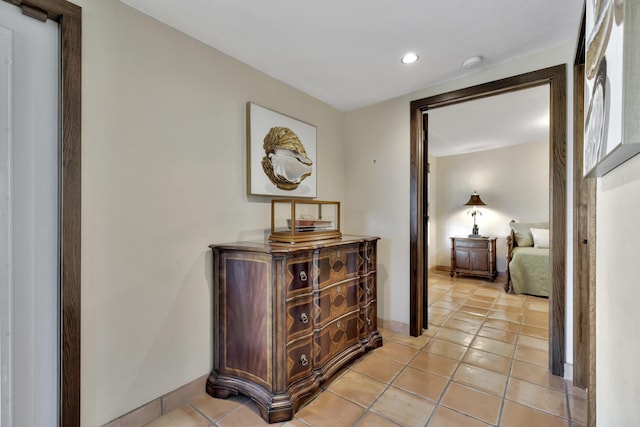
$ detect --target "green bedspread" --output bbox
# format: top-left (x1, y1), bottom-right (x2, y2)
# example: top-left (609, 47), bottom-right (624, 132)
top-left (509, 247), bottom-right (549, 297)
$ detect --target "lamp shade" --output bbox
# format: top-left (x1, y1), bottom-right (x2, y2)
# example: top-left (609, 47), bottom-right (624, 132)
top-left (464, 192), bottom-right (486, 207)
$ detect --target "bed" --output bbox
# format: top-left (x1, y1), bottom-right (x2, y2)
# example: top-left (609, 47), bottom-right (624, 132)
top-left (504, 220), bottom-right (550, 297)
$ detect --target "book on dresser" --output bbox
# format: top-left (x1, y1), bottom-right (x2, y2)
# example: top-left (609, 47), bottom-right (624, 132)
top-left (207, 235), bottom-right (382, 423)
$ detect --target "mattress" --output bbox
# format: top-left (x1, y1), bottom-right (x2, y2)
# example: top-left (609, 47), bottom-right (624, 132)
top-left (509, 247), bottom-right (549, 297)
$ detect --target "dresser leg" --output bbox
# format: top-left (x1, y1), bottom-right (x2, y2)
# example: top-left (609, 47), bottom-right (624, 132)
top-left (206, 377), bottom-right (236, 399)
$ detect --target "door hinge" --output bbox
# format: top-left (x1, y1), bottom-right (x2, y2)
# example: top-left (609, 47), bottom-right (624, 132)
top-left (21, 4), bottom-right (48, 22)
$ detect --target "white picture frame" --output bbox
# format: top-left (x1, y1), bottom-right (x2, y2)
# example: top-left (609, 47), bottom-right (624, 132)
top-left (584, 0), bottom-right (640, 177)
top-left (247, 102), bottom-right (317, 197)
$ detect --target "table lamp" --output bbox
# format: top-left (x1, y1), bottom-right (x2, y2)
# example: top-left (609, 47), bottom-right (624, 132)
top-left (464, 191), bottom-right (486, 237)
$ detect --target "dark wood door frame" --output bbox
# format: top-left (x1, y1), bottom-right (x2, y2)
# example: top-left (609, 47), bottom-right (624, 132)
top-left (3, 0), bottom-right (82, 425)
top-left (571, 8), bottom-right (596, 426)
top-left (410, 65), bottom-right (567, 377)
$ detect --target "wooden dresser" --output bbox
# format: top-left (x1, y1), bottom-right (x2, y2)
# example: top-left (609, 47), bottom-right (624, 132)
top-left (207, 236), bottom-right (382, 423)
top-left (450, 236), bottom-right (497, 281)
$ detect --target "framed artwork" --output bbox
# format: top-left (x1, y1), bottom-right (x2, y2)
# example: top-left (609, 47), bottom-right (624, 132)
top-left (247, 102), bottom-right (317, 197)
top-left (584, 0), bottom-right (640, 177)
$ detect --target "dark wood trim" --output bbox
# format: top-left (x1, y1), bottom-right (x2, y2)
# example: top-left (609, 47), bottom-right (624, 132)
top-left (548, 66), bottom-right (567, 377)
top-left (421, 113), bottom-right (429, 328)
top-left (2, 1), bottom-right (82, 425)
top-left (574, 2), bottom-right (586, 67)
top-left (410, 65), bottom-right (567, 376)
top-left (59, 11), bottom-right (81, 427)
top-left (573, 8), bottom-right (596, 426)
top-left (573, 9), bottom-right (596, 426)
top-left (587, 162), bottom-right (597, 427)
top-left (5, 0), bottom-right (80, 20)
top-left (572, 63), bottom-right (589, 389)
top-left (409, 104), bottom-right (424, 336)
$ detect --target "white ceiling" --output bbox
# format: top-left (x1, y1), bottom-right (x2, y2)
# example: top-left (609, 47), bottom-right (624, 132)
top-left (119, 0), bottom-right (580, 155)
top-left (428, 85), bottom-right (550, 157)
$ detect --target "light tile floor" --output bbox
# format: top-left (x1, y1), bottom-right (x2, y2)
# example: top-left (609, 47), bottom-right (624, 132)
top-left (147, 271), bottom-right (587, 426)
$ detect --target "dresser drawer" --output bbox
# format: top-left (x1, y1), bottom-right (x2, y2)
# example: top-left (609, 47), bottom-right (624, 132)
top-left (313, 311), bottom-right (360, 367)
top-left (359, 301), bottom-right (377, 338)
top-left (316, 245), bottom-right (360, 288)
top-left (286, 255), bottom-right (314, 297)
top-left (312, 278), bottom-right (359, 328)
top-left (360, 242), bottom-right (377, 274)
top-left (286, 338), bottom-right (314, 384)
top-left (286, 298), bottom-right (313, 341)
top-left (359, 274), bottom-right (376, 305)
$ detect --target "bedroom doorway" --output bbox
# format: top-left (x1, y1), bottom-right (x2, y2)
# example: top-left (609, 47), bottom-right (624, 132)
top-left (409, 65), bottom-right (567, 377)
top-left (425, 85), bottom-right (550, 277)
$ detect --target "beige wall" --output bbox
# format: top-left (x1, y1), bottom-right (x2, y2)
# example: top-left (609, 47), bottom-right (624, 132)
top-left (433, 141), bottom-right (550, 272)
top-left (596, 155), bottom-right (640, 425)
top-left (78, 1), bottom-right (346, 425)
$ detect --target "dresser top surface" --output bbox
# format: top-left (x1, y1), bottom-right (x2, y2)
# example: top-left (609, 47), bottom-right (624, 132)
top-left (451, 236), bottom-right (497, 241)
top-left (210, 235), bottom-right (380, 254)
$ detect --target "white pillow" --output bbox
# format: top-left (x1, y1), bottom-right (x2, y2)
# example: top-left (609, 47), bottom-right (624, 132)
top-left (530, 228), bottom-right (550, 249)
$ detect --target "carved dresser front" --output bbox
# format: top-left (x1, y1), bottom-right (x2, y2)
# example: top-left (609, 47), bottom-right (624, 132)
top-left (207, 236), bottom-right (382, 423)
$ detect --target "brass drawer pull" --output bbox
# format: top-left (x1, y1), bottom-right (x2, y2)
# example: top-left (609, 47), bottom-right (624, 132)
top-left (336, 250), bottom-right (341, 257)
top-left (299, 271), bottom-right (307, 281)
top-left (300, 312), bottom-right (309, 324)
top-left (336, 285), bottom-right (341, 293)
top-left (300, 354), bottom-right (309, 366)
top-left (367, 318), bottom-right (371, 326)
top-left (337, 320), bottom-right (341, 328)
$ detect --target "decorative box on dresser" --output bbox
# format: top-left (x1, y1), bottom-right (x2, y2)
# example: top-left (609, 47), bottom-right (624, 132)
top-left (450, 236), bottom-right (497, 281)
top-left (207, 235), bottom-right (382, 423)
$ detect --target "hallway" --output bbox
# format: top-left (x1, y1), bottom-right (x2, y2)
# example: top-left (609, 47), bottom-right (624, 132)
top-left (142, 271), bottom-right (587, 426)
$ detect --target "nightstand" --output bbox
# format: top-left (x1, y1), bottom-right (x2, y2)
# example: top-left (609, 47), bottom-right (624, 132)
top-left (450, 236), bottom-right (497, 281)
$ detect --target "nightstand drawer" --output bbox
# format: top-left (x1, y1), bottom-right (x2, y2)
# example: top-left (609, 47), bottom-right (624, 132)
top-left (453, 238), bottom-right (489, 249)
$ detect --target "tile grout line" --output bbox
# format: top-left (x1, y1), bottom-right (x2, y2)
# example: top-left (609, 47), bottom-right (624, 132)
top-left (424, 277), bottom-right (502, 426)
top-left (565, 379), bottom-right (574, 426)
top-left (410, 276), bottom-right (571, 426)
top-left (432, 275), bottom-right (534, 426)
top-left (495, 293), bottom-right (527, 427)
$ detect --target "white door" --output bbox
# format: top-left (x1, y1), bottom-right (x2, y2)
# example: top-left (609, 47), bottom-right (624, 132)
top-left (0, 2), bottom-right (60, 426)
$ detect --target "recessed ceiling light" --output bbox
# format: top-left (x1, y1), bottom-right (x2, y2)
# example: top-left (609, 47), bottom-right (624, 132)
top-left (461, 55), bottom-right (483, 70)
top-left (401, 52), bottom-right (419, 64)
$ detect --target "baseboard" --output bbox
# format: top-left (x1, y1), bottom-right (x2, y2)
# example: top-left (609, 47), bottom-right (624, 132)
top-left (430, 265), bottom-right (506, 279)
top-left (564, 363), bottom-right (573, 381)
top-left (378, 317), bottom-right (409, 334)
top-left (102, 374), bottom-right (208, 427)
